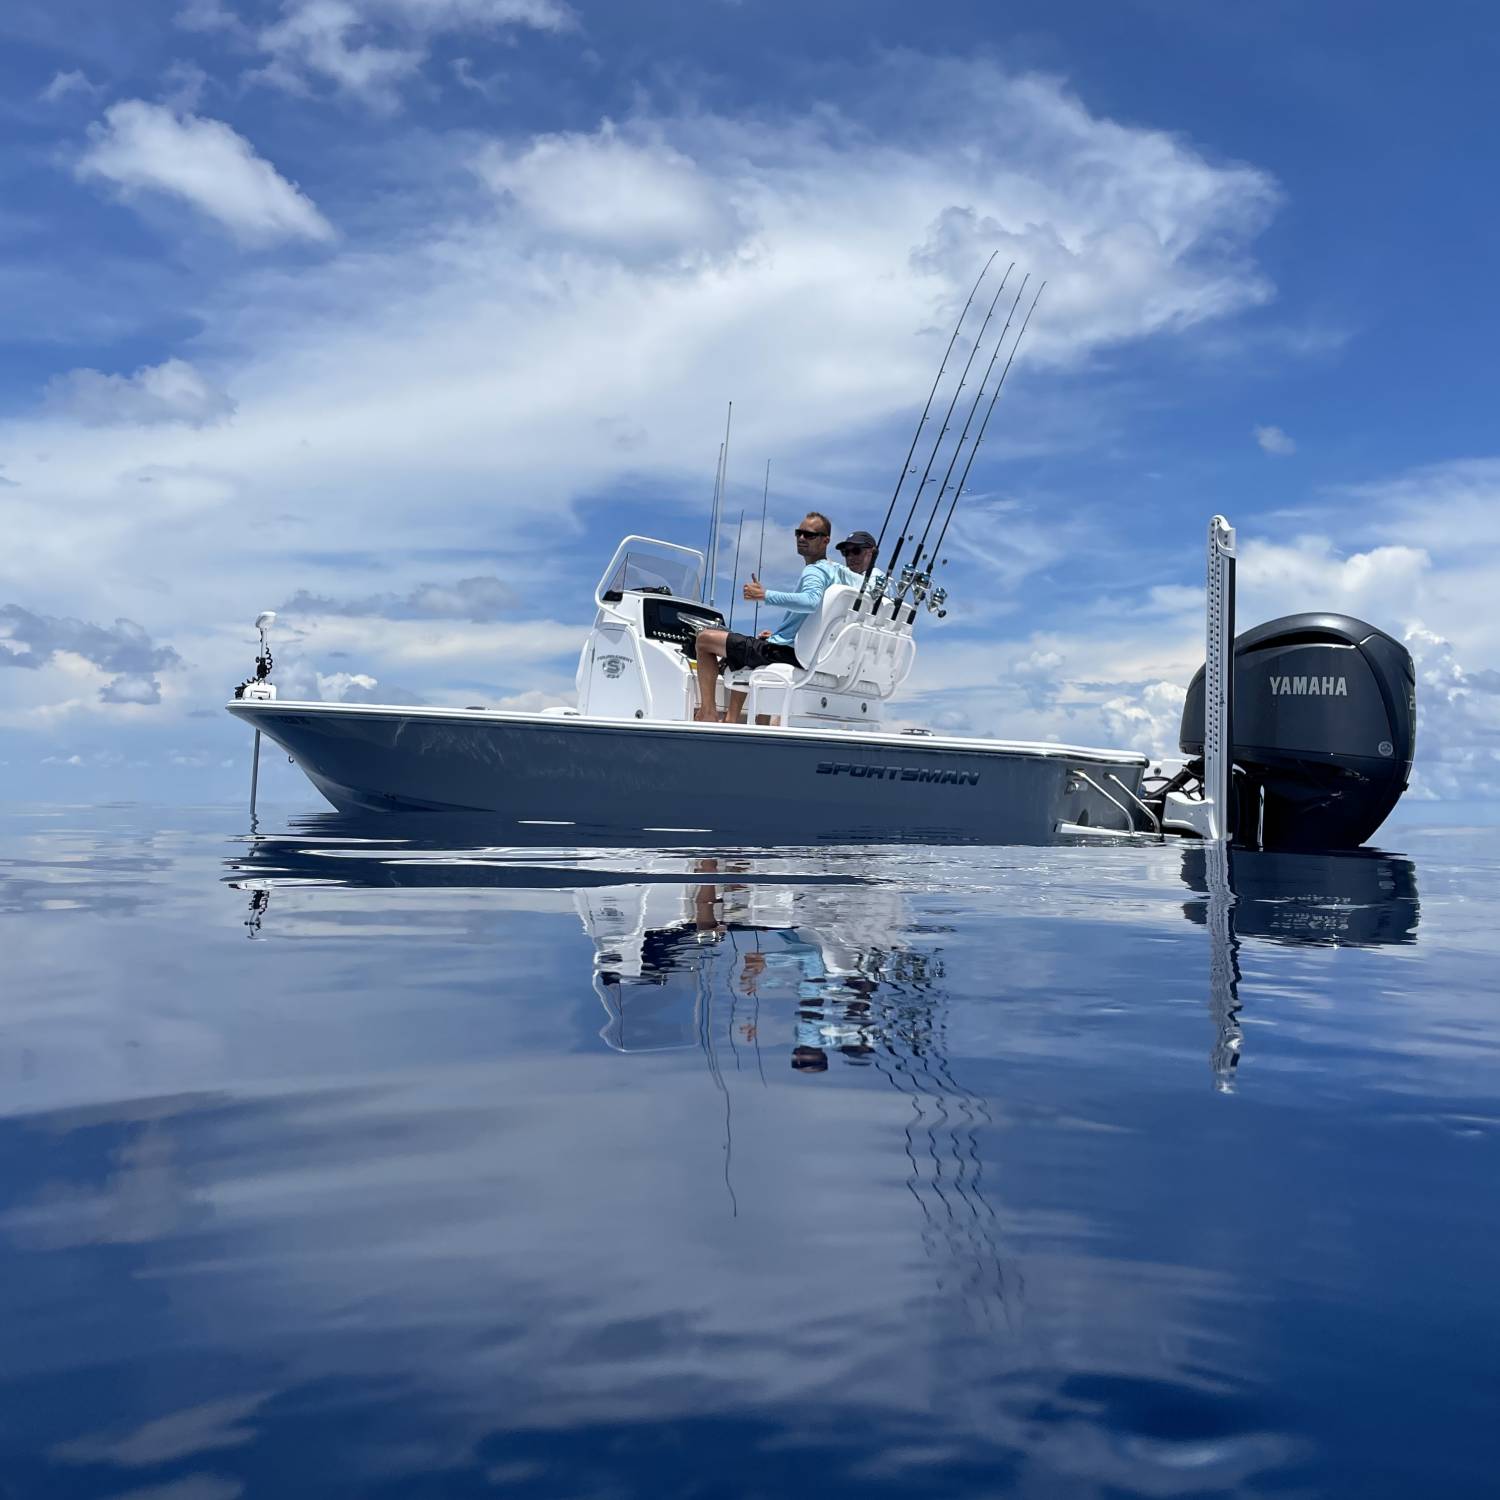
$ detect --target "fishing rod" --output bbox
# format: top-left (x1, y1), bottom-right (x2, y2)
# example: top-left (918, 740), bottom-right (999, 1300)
top-left (753, 459), bottom-right (769, 633)
top-left (709, 401), bottom-right (733, 607)
top-left (725, 510), bottom-right (746, 631)
top-left (897, 274), bottom-right (1030, 605)
top-left (701, 443), bottom-right (723, 603)
top-left (876, 261), bottom-right (1014, 615)
top-left (924, 282), bottom-right (1046, 599)
top-left (856, 253), bottom-right (1000, 611)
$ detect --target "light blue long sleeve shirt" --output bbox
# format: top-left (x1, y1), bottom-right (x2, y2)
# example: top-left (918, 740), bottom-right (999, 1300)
top-left (762, 559), bottom-right (840, 645)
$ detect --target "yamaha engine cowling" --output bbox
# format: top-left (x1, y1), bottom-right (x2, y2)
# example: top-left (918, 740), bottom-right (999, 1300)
top-left (1179, 614), bottom-right (1415, 850)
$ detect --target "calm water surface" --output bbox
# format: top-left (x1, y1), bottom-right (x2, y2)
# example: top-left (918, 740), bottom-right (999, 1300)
top-left (1, 803), bottom-right (1497, 1499)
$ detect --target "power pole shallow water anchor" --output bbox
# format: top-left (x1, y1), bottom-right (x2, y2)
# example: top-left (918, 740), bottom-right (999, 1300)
top-left (1162, 516), bottom-right (1237, 841)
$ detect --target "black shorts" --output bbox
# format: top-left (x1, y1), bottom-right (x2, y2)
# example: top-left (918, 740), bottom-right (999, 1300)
top-left (722, 631), bottom-right (800, 673)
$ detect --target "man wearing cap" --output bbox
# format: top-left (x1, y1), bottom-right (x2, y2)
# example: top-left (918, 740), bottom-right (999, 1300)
top-left (834, 530), bottom-right (883, 589)
top-left (691, 513), bottom-right (838, 723)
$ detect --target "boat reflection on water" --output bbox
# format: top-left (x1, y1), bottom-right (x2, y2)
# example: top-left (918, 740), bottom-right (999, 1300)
top-left (1179, 842), bottom-right (1420, 1091)
top-left (227, 816), bottom-right (1422, 1098)
top-left (227, 828), bottom-right (1011, 1311)
top-left (575, 859), bottom-right (1012, 1311)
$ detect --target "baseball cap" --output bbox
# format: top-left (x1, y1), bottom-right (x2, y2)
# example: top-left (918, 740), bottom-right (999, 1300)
top-left (835, 530), bottom-right (877, 554)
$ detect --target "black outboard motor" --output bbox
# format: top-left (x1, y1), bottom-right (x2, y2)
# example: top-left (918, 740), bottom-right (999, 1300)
top-left (1179, 614), bottom-right (1415, 850)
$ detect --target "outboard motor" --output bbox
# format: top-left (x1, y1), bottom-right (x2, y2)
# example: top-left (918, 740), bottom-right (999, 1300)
top-left (1178, 614), bottom-right (1415, 850)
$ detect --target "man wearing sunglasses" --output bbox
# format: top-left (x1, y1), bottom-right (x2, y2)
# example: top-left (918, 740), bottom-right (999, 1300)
top-left (691, 513), bottom-right (838, 723)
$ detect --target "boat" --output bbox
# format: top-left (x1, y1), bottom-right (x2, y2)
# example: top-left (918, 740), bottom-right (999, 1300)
top-left (226, 534), bottom-right (1151, 843)
top-left (226, 515), bottom-right (1417, 849)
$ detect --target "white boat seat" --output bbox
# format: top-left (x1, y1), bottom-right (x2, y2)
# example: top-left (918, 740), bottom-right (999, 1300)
top-left (727, 584), bottom-right (915, 723)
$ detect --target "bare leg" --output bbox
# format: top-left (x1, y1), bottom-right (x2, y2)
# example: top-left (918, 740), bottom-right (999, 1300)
top-left (726, 689), bottom-right (747, 725)
top-left (693, 630), bottom-right (728, 720)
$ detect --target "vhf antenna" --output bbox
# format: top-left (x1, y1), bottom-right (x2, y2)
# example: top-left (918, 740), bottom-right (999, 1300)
top-left (753, 460), bottom-right (770, 633)
top-left (857, 253), bottom-right (1000, 612)
top-left (710, 401), bottom-right (733, 607)
top-left (878, 261), bottom-right (1014, 616)
top-left (924, 281), bottom-right (1047, 605)
top-left (725, 510), bottom-right (746, 632)
top-left (701, 443), bottom-right (724, 603)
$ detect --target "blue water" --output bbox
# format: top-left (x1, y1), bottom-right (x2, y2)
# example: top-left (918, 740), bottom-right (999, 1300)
top-left (2, 803), bottom-right (1497, 1499)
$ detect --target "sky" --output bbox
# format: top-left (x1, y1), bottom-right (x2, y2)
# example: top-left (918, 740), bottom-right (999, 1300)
top-left (2, 0), bottom-right (1498, 808)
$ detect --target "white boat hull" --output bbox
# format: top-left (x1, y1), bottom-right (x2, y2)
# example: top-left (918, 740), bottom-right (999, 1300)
top-left (227, 701), bottom-right (1150, 844)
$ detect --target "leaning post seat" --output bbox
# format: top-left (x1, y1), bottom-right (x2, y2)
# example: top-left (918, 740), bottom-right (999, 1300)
top-left (732, 584), bottom-right (917, 727)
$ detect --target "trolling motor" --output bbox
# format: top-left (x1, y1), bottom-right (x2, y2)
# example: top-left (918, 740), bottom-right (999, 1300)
top-left (234, 611), bottom-right (277, 702)
top-left (234, 611), bottom-right (277, 823)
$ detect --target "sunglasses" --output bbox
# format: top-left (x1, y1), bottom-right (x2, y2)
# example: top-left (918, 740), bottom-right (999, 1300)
top-left (794, 528), bottom-right (830, 540)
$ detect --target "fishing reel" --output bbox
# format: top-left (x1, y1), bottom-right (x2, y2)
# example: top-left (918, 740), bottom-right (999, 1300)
top-left (927, 585), bottom-right (948, 618)
top-left (234, 610), bottom-right (278, 701)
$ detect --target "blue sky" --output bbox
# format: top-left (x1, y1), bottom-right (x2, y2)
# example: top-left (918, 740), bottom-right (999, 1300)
top-left (2, 0), bottom-right (1497, 806)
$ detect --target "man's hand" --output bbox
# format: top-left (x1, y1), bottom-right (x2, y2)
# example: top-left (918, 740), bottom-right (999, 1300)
top-left (758, 630), bottom-right (770, 639)
top-left (743, 573), bottom-right (766, 603)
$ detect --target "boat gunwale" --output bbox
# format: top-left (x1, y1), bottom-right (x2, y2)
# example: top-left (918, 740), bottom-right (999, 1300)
top-left (225, 698), bottom-right (1149, 768)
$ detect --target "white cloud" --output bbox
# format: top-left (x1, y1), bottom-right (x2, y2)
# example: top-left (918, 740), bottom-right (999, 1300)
top-left (40, 69), bottom-right (103, 105)
top-left (2, 59), bottom-right (1312, 758)
top-left (160, 60), bottom-right (212, 114)
top-left (316, 669), bottom-right (379, 700)
top-left (1402, 624), bottom-right (1500, 801)
top-left (476, 121), bottom-right (744, 257)
top-left (1235, 535), bottom-right (1429, 626)
top-left (175, 0), bottom-right (248, 35)
top-left (44, 358), bottom-right (236, 429)
top-left (1254, 423), bottom-right (1295, 456)
top-left (255, 0), bottom-right (574, 111)
top-left (77, 100), bottom-right (335, 246)
top-left (1099, 680), bottom-right (1188, 762)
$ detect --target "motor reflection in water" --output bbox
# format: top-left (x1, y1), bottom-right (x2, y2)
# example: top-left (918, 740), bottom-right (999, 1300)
top-left (1180, 842), bottom-right (1420, 1091)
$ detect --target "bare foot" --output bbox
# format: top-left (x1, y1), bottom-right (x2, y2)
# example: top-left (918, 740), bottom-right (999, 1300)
top-left (692, 710), bottom-right (723, 723)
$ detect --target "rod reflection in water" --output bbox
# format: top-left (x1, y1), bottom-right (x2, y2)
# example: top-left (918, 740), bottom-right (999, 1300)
top-left (578, 862), bottom-right (1013, 1319)
top-left (1180, 843), bottom-right (1421, 1090)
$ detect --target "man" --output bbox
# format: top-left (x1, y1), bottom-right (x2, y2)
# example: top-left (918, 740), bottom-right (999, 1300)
top-left (691, 513), bottom-right (838, 722)
top-left (833, 529), bottom-right (882, 589)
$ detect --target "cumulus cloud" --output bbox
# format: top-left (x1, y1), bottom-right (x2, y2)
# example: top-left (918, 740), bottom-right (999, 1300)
top-left (77, 100), bottom-right (334, 245)
top-left (1235, 535), bottom-right (1430, 627)
top-left (175, 0), bottom-right (248, 34)
top-left (40, 69), bottom-right (103, 105)
top-left (0, 606), bottom-right (181, 706)
top-left (254, 0), bottom-right (574, 111)
top-left (2, 59), bottom-right (1306, 753)
top-left (1100, 680), bottom-right (1189, 762)
top-left (476, 122), bottom-right (745, 257)
top-left (1403, 624), bottom-right (1500, 801)
top-left (44, 358), bottom-right (236, 429)
top-left (1254, 424), bottom-right (1296, 456)
top-left (281, 576), bottom-right (515, 620)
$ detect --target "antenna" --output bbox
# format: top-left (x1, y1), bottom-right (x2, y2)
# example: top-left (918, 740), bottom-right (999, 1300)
top-left (725, 510), bottom-right (746, 632)
top-left (708, 401), bottom-right (733, 607)
top-left (753, 460), bottom-right (770, 633)
top-left (701, 444), bottom-right (723, 603)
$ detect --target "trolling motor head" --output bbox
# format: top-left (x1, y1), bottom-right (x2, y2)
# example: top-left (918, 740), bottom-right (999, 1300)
top-left (234, 611), bottom-right (278, 701)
